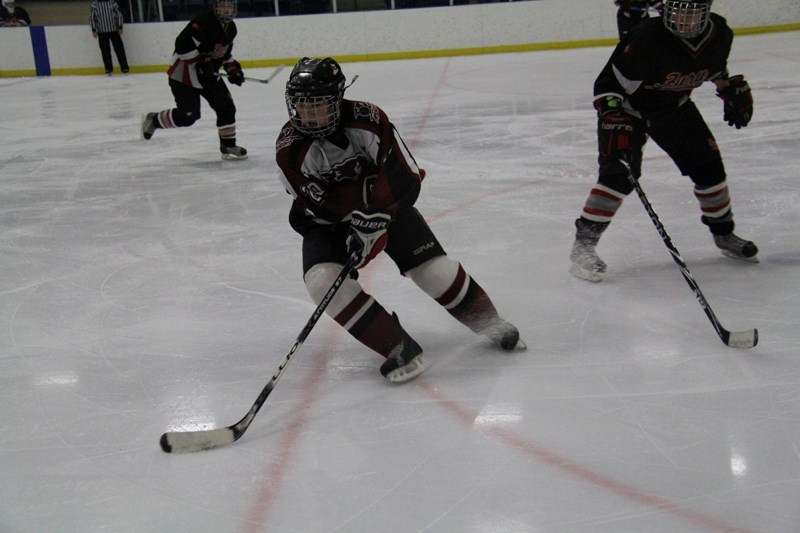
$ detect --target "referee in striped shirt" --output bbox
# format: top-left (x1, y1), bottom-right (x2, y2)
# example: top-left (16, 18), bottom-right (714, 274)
top-left (90, 0), bottom-right (129, 75)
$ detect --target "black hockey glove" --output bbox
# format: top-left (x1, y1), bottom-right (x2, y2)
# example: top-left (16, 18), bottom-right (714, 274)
top-left (596, 95), bottom-right (637, 162)
top-left (346, 210), bottom-right (390, 269)
top-left (717, 75), bottom-right (752, 129)
top-left (223, 60), bottom-right (244, 86)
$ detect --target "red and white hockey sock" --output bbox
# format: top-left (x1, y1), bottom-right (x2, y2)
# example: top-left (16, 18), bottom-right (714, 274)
top-left (218, 124), bottom-right (237, 146)
top-left (157, 109), bottom-right (176, 129)
top-left (581, 184), bottom-right (625, 224)
top-left (695, 181), bottom-right (733, 226)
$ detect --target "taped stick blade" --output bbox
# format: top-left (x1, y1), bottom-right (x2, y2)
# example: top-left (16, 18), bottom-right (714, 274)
top-left (724, 328), bottom-right (758, 349)
top-left (160, 428), bottom-right (237, 453)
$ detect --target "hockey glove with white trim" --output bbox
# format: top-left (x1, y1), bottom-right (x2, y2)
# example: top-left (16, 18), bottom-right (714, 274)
top-left (596, 95), bottom-right (638, 162)
top-left (223, 60), bottom-right (244, 86)
top-left (346, 210), bottom-right (390, 269)
top-left (717, 75), bottom-right (752, 129)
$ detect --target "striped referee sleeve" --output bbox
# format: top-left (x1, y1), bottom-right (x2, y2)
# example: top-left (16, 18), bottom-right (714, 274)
top-left (90, 0), bottom-right (123, 33)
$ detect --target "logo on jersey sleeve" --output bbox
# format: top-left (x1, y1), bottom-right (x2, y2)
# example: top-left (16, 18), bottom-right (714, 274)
top-left (276, 127), bottom-right (302, 151)
top-left (352, 102), bottom-right (381, 124)
top-left (301, 179), bottom-right (327, 204)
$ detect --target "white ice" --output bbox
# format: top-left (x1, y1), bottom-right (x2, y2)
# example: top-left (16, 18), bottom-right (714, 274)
top-left (1, 31), bottom-right (799, 533)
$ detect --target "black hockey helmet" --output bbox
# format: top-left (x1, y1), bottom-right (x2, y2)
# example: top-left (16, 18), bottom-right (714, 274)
top-left (663, 0), bottom-right (713, 38)
top-left (285, 57), bottom-right (347, 138)
top-left (214, 0), bottom-right (237, 24)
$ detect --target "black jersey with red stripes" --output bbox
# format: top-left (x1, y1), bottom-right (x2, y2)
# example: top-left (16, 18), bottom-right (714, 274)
top-left (276, 99), bottom-right (423, 232)
top-left (594, 13), bottom-right (733, 117)
top-left (167, 11), bottom-right (237, 88)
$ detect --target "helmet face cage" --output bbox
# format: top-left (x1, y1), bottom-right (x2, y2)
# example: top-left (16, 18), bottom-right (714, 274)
top-left (214, 0), bottom-right (237, 24)
top-left (285, 58), bottom-right (346, 139)
top-left (286, 95), bottom-right (343, 139)
top-left (663, 0), bottom-right (712, 38)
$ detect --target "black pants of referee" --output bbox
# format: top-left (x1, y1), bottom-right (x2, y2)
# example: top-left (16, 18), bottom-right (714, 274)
top-left (97, 31), bottom-right (129, 74)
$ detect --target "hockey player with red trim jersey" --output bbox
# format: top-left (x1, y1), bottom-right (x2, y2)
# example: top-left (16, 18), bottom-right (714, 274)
top-left (276, 57), bottom-right (523, 383)
top-left (141, 0), bottom-right (247, 160)
top-left (570, 0), bottom-right (758, 283)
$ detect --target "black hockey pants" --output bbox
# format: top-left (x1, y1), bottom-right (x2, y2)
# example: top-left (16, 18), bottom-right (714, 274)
top-left (168, 78), bottom-right (236, 129)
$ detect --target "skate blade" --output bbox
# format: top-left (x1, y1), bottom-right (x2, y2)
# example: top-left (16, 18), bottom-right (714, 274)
top-left (569, 263), bottom-right (606, 282)
top-left (510, 338), bottom-right (527, 351)
top-left (720, 249), bottom-right (759, 263)
top-left (386, 354), bottom-right (430, 383)
top-left (220, 153), bottom-right (248, 161)
top-left (140, 113), bottom-right (153, 141)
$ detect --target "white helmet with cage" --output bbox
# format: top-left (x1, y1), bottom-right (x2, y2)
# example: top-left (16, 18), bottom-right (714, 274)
top-left (663, 0), bottom-right (713, 38)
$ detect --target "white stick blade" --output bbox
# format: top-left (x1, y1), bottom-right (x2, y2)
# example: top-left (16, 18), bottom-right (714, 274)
top-left (160, 428), bottom-right (236, 453)
top-left (726, 329), bottom-right (758, 349)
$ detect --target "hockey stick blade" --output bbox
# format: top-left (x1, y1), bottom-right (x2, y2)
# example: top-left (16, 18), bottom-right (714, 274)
top-left (160, 427), bottom-right (237, 454)
top-left (723, 328), bottom-right (758, 349)
top-left (159, 252), bottom-right (360, 453)
top-left (620, 160), bottom-right (758, 350)
top-left (216, 64), bottom-right (285, 85)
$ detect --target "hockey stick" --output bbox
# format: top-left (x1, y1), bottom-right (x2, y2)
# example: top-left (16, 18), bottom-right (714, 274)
top-left (217, 63), bottom-right (286, 84)
top-left (160, 250), bottom-right (361, 453)
top-left (621, 160), bottom-right (758, 349)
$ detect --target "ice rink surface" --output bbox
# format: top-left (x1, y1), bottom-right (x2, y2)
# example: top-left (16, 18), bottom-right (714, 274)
top-left (1, 30), bottom-right (799, 533)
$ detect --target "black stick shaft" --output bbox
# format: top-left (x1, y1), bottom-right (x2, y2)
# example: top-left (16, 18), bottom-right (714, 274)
top-left (230, 251), bottom-right (361, 436)
top-left (621, 160), bottom-right (757, 348)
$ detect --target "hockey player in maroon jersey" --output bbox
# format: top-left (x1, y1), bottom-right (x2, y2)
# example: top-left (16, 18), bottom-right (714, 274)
top-left (276, 57), bottom-right (523, 383)
top-left (614, 0), bottom-right (664, 39)
top-left (570, 0), bottom-right (757, 282)
top-left (141, 0), bottom-right (247, 160)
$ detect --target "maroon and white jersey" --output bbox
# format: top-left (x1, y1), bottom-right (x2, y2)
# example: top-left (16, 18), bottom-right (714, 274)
top-left (276, 99), bottom-right (423, 231)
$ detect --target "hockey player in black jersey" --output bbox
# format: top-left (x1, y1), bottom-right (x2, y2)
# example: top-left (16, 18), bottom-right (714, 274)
top-left (276, 58), bottom-right (523, 383)
top-left (570, 0), bottom-right (757, 282)
top-left (614, 0), bottom-right (663, 39)
top-left (141, 0), bottom-right (247, 160)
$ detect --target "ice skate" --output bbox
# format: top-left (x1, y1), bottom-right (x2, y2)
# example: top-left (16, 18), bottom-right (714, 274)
top-left (714, 233), bottom-right (759, 263)
top-left (570, 239), bottom-right (607, 282)
top-left (220, 144), bottom-right (248, 160)
top-left (141, 112), bottom-right (157, 140)
top-left (570, 218), bottom-right (608, 282)
top-left (483, 319), bottom-right (526, 351)
top-left (380, 334), bottom-right (429, 383)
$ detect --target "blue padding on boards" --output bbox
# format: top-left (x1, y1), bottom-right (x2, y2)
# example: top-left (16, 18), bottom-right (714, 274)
top-left (30, 26), bottom-right (51, 76)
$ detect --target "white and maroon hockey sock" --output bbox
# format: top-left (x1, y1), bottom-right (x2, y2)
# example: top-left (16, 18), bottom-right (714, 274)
top-left (304, 262), bottom-right (408, 357)
top-left (408, 256), bottom-right (502, 335)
